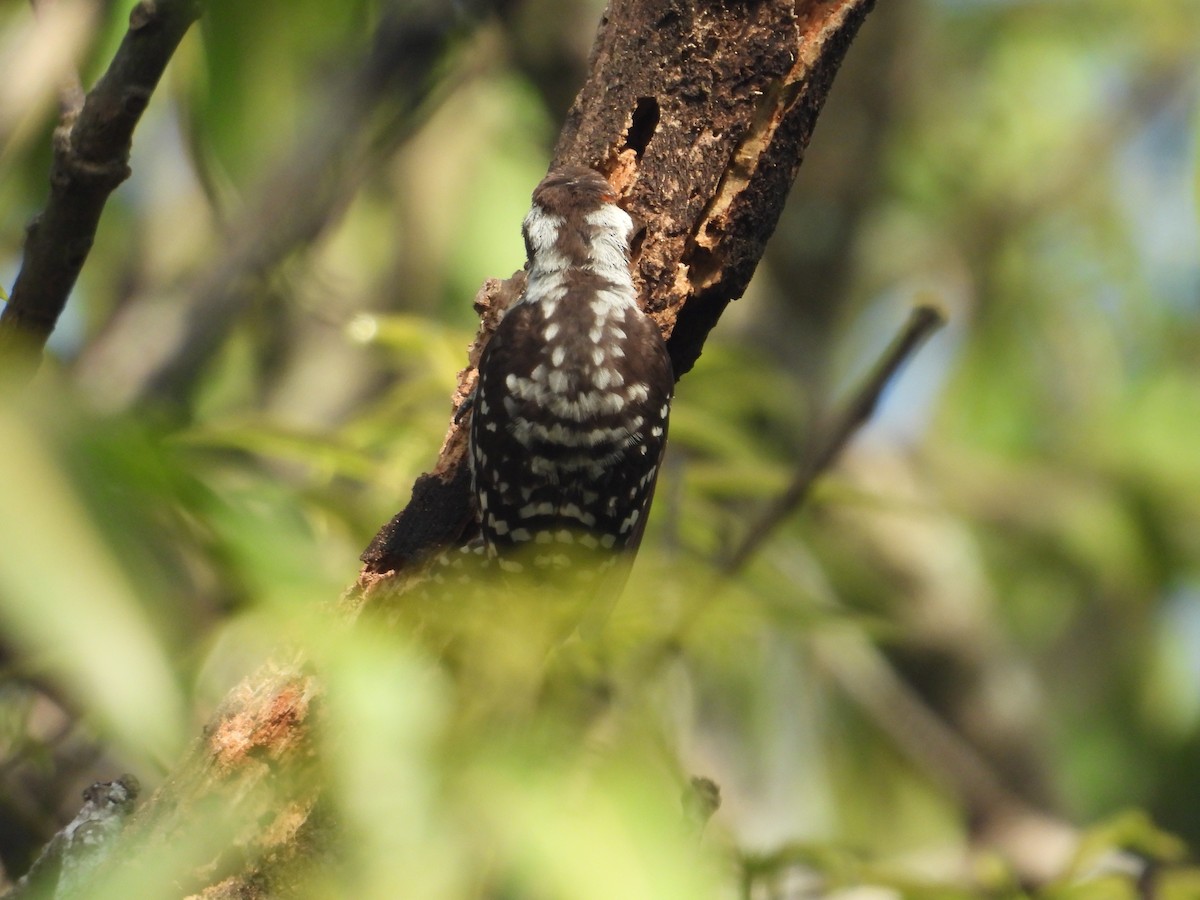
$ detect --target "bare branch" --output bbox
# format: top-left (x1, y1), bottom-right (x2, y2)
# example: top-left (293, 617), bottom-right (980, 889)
top-left (0, 0), bottom-right (203, 383)
top-left (725, 303), bottom-right (945, 574)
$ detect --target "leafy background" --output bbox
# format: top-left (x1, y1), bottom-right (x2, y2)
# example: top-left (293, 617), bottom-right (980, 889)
top-left (0, 0), bottom-right (1198, 895)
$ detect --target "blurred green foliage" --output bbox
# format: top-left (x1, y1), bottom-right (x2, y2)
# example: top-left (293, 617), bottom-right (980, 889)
top-left (1, 0), bottom-right (1199, 895)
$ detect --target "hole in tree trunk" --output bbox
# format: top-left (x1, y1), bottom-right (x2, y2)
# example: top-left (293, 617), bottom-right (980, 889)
top-left (623, 97), bottom-right (660, 158)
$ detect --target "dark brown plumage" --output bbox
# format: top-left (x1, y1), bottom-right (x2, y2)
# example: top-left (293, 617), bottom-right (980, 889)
top-left (468, 167), bottom-right (673, 583)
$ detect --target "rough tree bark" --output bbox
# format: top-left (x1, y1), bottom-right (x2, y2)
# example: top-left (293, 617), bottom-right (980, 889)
top-left (19, 1), bottom-right (875, 895)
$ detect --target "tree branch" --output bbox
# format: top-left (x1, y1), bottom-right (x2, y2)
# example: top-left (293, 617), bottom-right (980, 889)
top-left (725, 303), bottom-right (945, 574)
top-left (0, 0), bottom-right (204, 383)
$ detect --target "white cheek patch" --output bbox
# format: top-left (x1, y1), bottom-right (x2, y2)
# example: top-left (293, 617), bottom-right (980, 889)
top-left (587, 211), bottom-right (636, 284)
top-left (523, 208), bottom-right (566, 258)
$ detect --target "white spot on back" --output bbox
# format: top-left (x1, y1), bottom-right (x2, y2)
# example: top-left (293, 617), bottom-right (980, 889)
top-left (590, 288), bottom-right (634, 317)
top-left (593, 367), bottom-right (624, 390)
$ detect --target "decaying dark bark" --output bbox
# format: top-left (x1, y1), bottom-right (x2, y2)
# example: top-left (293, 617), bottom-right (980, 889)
top-left (556, 0), bottom-right (873, 378)
top-left (360, 0), bottom-right (875, 587)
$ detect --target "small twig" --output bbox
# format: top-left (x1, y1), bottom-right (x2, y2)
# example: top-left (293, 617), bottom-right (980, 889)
top-left (0, 0), bottom-right (203, 383)
top-left (723, 303), bottom-right (944, 575)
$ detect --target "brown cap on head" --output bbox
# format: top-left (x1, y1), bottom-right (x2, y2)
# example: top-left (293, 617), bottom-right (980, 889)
top-left (531, 167), bottom-right (617, 214)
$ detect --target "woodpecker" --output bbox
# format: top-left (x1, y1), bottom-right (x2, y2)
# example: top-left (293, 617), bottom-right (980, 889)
top-left (467, 167), bottom-right (673, 584)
